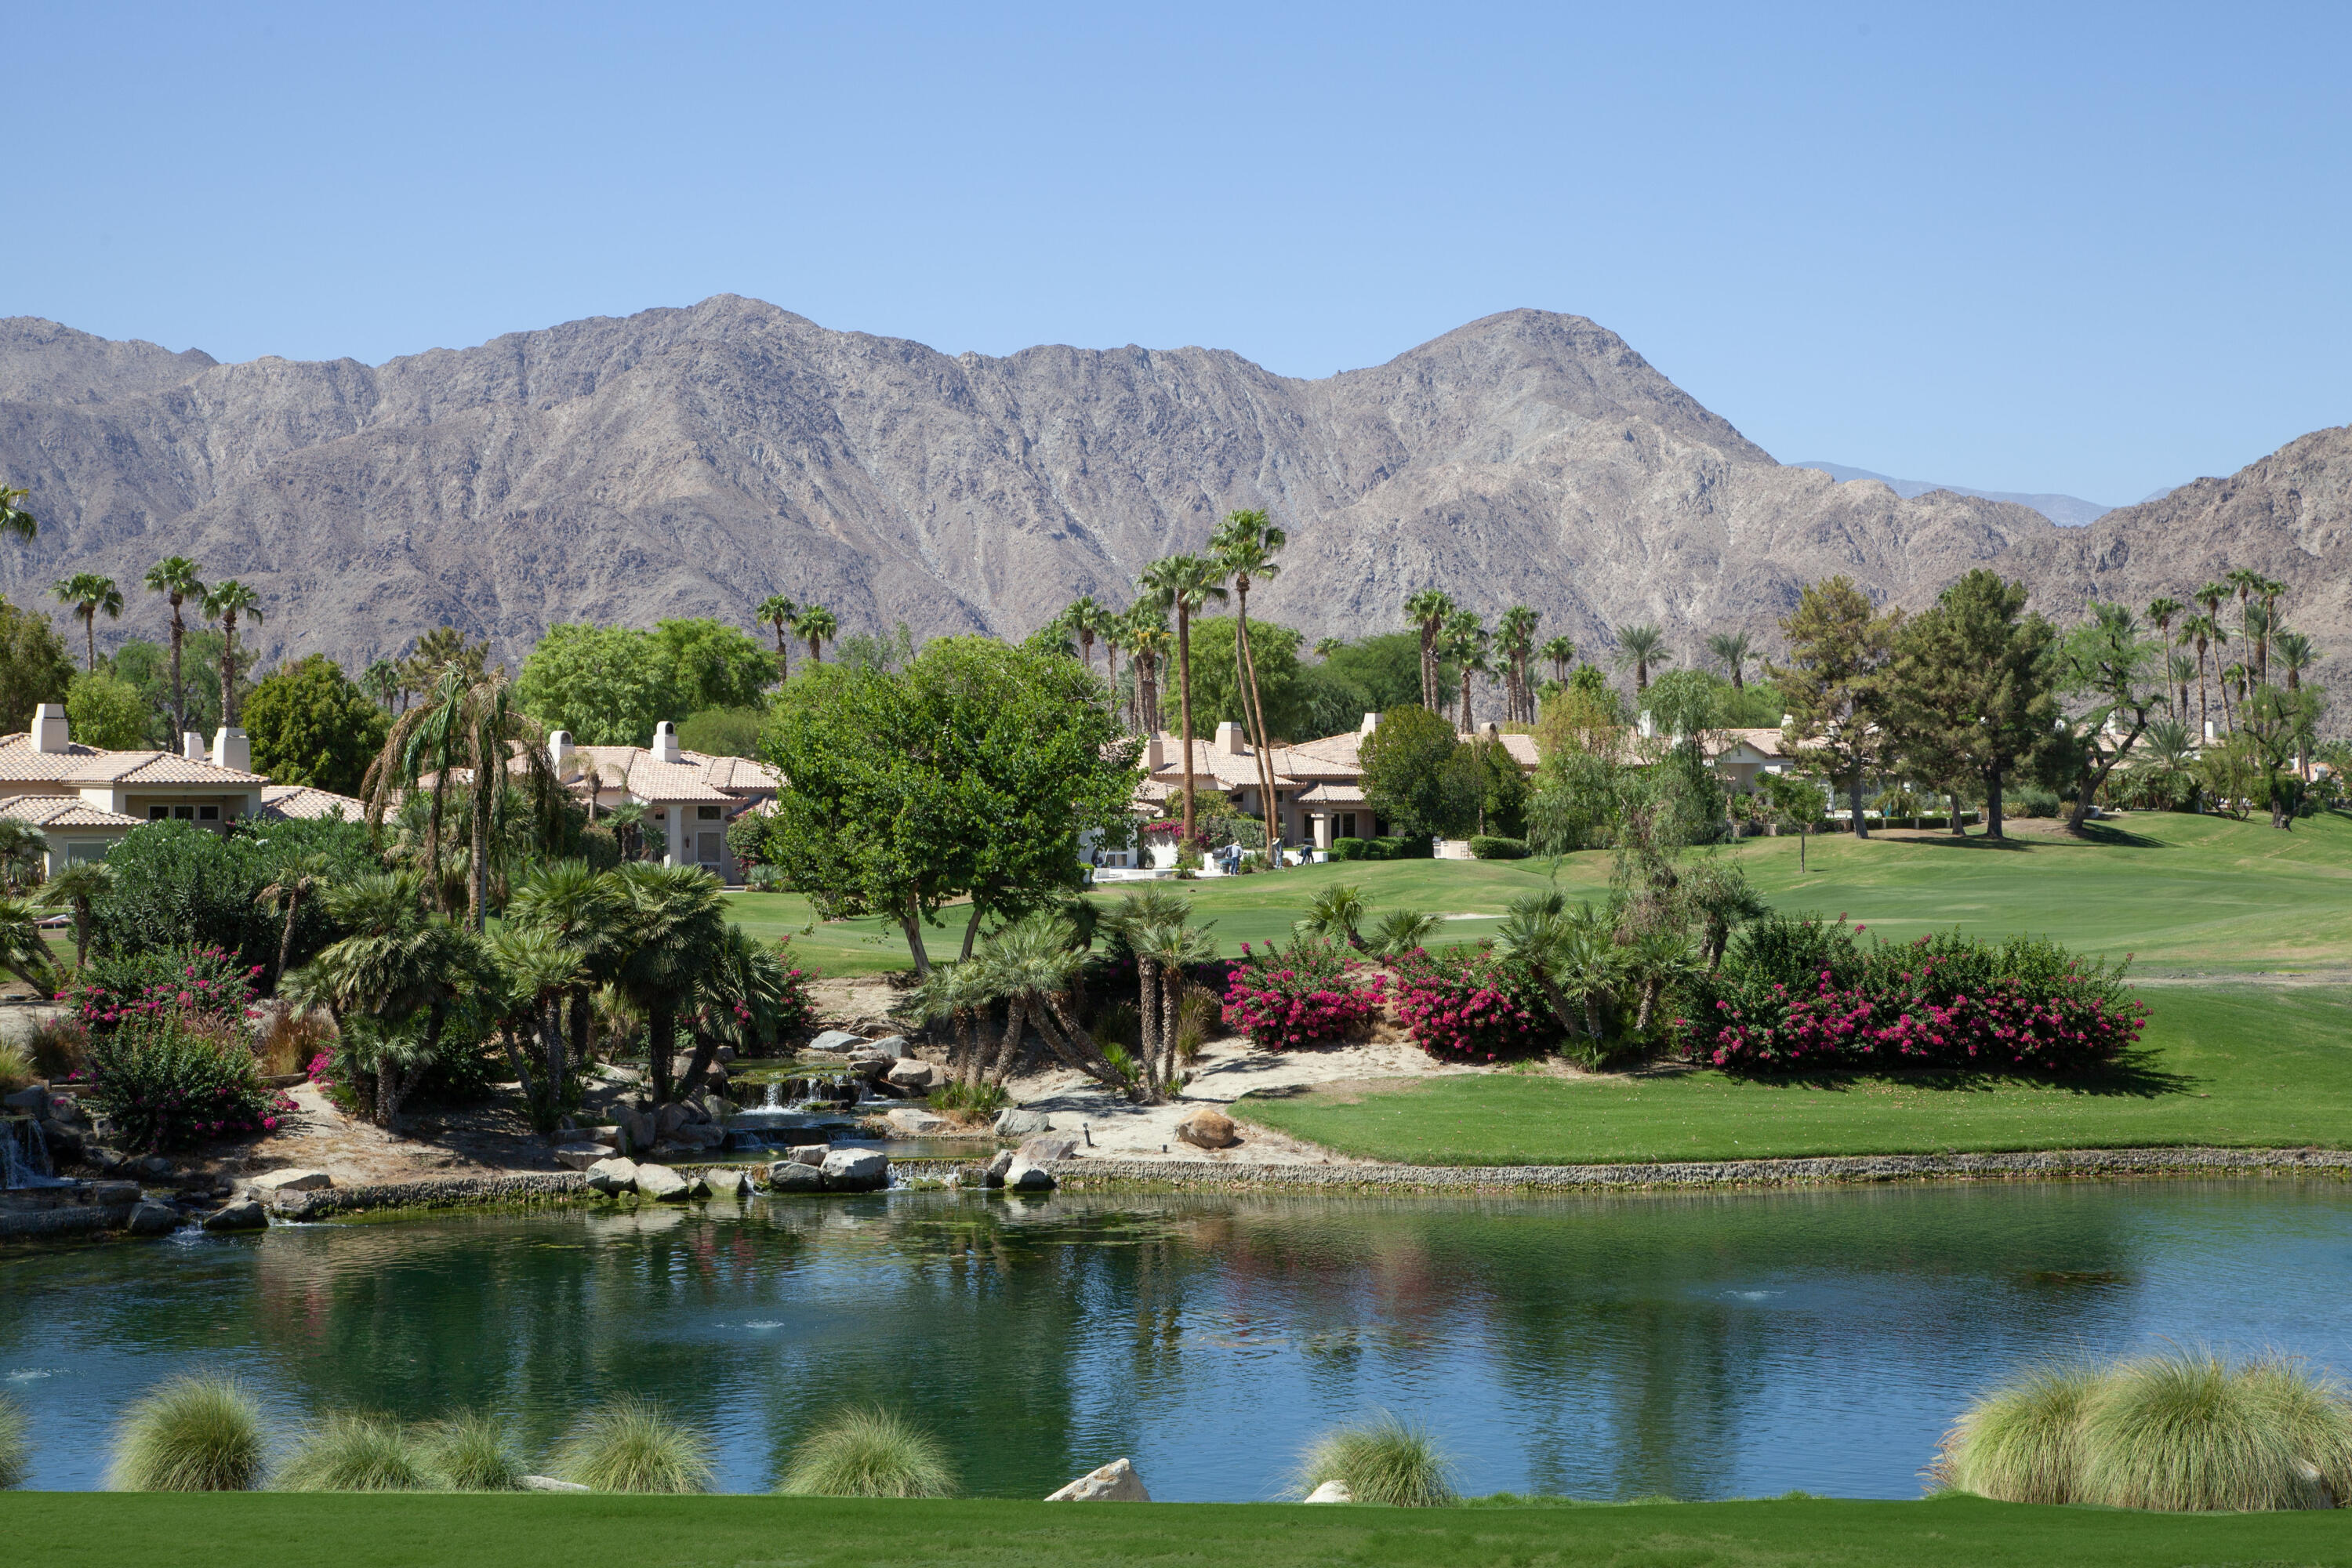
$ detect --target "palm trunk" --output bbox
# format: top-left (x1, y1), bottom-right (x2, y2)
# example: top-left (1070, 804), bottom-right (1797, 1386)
top-left (73, 899), bottom-right (89, 969)
top-left (274, 891), bottom-right (303, 988)
top-left (1234, 586), bottom-right (1282, 863)
top-left (1136, 956), bottom-right (1162, 1080)
top-left (1635, 978), bottom-right (1663, 1033)
top-left (500, 1024), bottom-right (543, 1129)
top-left (468, 763), bottom-right (492, 931)
top-left (83, 613), bottom-right (95, 673)
top-left (1033, 991), bottom-right (1139, 1100)
top-left (1161, 964), bottom-right (1183, 1091)
top-left (648, 996), bottom-right (677, 1105)
top-left (220, 612), bottom-right (235, 728)
top-left (569, 987), bottom-right (592, 1069)
top-left (988, 993), bottom-right (1029, 1088)
top-left (168, 604), bottom-right (186, 739)
top-left (1176, 608), bottom-right (1196, 847)
top-left (542, 1000), bottom-right (568, 1112)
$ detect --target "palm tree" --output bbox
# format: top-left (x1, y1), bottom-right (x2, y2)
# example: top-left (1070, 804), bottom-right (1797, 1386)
top-left (1124, 914), bottom-right (1214, 1098)
top-left (1292, 884), bottom-right (1367, 951)
top-left (0, 823), bottom-right (46, 897)
top-left (447, 671), bottom-right (562, 930)
top-left (1704, 630), bottom-right (1754, 690)
top-left (360, 659), bottom-right (403, 712)
top-left (489, 923), bottom-right (586, 1129)
top-left (1065, 595), bottom-right (1104, 672)
top-left (610, 861), bottom-right (731, 1105)
top-left (674, 923), bottom-right (786, 1100)
top-left (2225, 568), bottom-right (2264, 662)
top-left (0, 483), bottom-right (36, 544)
top-left (756, 594), bottom-right (797, 683)
top-left (1123, 604), bottom-right (1170, 732)
top-left (299, 871), bottom-right (486, 1128)
top-left (0, 897), bottom-right (60, 995)
top-left (2185, 612), bottom-right (2219, 737)
top-left (792, 604), bottom-right (839, 665)
top-left (1494, 891), bottom-right (1618, 1049)
top-left (1211, 510), bottom-right (1287, 862)
top-left (255, 852), bottom-right (332, 990)
top-left (52, 574), bottom-right (122, 673)
top-left (1312, 636), bottom-right (1345, 659)
top-left (36, 860), bottom-right (112, 970)
top-left (1403, 589), bottom-right (1457, 710)
top-left (1495, 605), bottom-right (1540, 723)
top-left (142, 557), bottom-right (207, 740)
top-left (506, 859), bottom-right (630, 1080)
top-left (362, 666), bottom-right (468, 916)
top-left (2146, 595), bottom-right (2183, 693)
top-left (1539, 635), bottom-right (1576, 686)
top-left (1444, 609), bottom-right (1490, 728)
top-left (1613, 624), bottom-right (1671, 694)
top-left (2167, 652), bottom-right (2198, 722)
top-left (1138, 554), bottom-right (1229, 848)
top-left (2258, 577), bottom-right (2289, 684)
top-left (202, 580), bottom-right (263, 726)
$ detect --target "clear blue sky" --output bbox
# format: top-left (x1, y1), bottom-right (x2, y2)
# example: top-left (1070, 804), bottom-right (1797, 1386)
top-left (10, 2), bottom-right (2348, 506)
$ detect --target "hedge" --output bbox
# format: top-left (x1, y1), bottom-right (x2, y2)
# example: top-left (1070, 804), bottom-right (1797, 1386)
top-left (1468, 835), bottom-right (1530, 859)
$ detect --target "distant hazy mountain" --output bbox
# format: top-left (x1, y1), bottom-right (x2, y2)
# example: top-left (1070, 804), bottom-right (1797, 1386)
top-left (1786, 462), bottom-right (2116, 527)
top-left (0, 300), bottom-right (2343, 704)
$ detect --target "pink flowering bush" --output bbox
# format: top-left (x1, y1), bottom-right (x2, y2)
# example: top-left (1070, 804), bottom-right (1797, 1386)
top-left (71, 943), bottom-right (261, 1033)
top-left (1221, 938), bottom-right (1386, 1051)
top-left (1393, 947), bottom-right (1556, 1062)
top-left (1690, 916), bottom-right (2147, 1073)
top-left (773, 936), bottom-right (822, 1041)
top-left (83, 1012), bottom-right (292, 1153)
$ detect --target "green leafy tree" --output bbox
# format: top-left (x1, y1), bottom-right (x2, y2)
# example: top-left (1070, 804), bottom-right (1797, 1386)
top-left (652, 618), bottom-right (774, 712)
top-left (515, 623), bottom-right (681, 746)
top-left (1883, 570), bottom-right (2059, 840)
top-left (0, 597), bottom-right (74, 734)
top-left (65, 670), bottom-right (149, 750)
top-left (1770, 576), bottom-right (1898, 837)
top-left (140, 557), bottom-right (206, 739)
top-left (245, 655), bottom-right (392, 796)
top-left (52, 573), bottom-right (122, 672)
top-left (676, 706), bottom-right (766, 758)
top-left (1358, 704), bottom-right (1467, 839)
top-left (90, 817), bottom-right (376, 977)
top-left (2049, 602), bottom-right (2165, 831)
top-left (1158, 617), bottom-right (1305, 735)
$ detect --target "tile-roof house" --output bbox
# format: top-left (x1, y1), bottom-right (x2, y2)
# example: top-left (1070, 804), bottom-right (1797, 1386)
top-left (549, 723), bottom-right (783, 883)
top-left (0, 704), bottom-right (363, 873)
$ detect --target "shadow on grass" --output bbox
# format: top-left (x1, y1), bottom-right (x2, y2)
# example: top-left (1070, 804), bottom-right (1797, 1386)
top-left (1726, 1047), bottom-right (2198, 1101)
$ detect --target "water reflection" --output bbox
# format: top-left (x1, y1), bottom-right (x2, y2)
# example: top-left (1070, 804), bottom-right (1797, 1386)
top-left (5, 1178), bottom-right (2350, 1497)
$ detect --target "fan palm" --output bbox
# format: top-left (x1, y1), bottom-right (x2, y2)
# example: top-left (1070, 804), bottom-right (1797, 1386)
top-left (255, 852), bottom-right (332, 989)
top-left (1138, 554), bottom-right (1229, 847)
top-left (1539, 635), bottom-right (1576, 685)
top-left (1705, 630), bottom-right (1754, 690)
top-left (1211, 510), bottom-right (1287, 860)
top-left (0, 823), bottom-right (49, 898)
top-left (489, 923), bottom-right (587, 1127)
top-left (0, 897), bottom-right (61, 994)
top-left (0, 483), bottom-right (36, 544)
top-left (1102, 887), bottom-right (1203, 1098)
top-left (792, 604), bottom-right (839, 664)
top-left (1613, 624), bottom-right (1671, 693)
top-left (2167, 652), bottom-right (2198, 721)
top-left (1369, 908), bottom-right (1440, 961)
top-left (1443, 609), bottom-right (1489, 728)
top-left (1123, 607), bottom-right (1170, 733)
top-left (201, 580), bottom-right (263, 725)
top-left (1293, 884), bottom-right (1367, 951)
top-left (38, 859), bottom-right (112, 970)
top-left (1495, 891), bottom-right (1620, 1050)
top-left (1495, 604), bottom-right (1541, 722)
top-left (756, 594), bottom-right (797, 682)
top-left (298, 871), bottom-right (488, 1127)
top-left (1064, 595), bottom-right (1104, 671)
top-left (1403, 588), bottom-right (1457, 710)
top-left (52, 573), bottom-right (123, 673)
top-left (610, 861), bottom-right (731, 1105)
top-left (142, 557), bottom-right (207, 739)
top-left (506, 860), bottom-right (630, 1075)
top-left (676, 922), bottom-right (786, 1098)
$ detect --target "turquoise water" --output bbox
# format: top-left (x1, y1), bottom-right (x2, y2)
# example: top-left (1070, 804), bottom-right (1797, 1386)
top-left (5, 1178), bottom-right (2350, 1498)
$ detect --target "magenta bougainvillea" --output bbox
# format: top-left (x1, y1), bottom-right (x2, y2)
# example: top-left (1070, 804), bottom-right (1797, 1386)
top-left (1221, 939), bottom-right (1386, 1051)
top-left (1392, 947), bottom-right (1554, 1062)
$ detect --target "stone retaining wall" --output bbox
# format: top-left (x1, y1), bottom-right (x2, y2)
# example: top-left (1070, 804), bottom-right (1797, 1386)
top-left (274, 1171), bottom-right (588, 1220)
top-left (0, 1200), bottom-right (136, 1240)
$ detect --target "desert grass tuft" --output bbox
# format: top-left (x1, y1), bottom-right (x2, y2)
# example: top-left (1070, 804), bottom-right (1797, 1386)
top-left (0, 1040), bottom-right (34, 1094)
top-left (2074, 1349), bottom-right (2332, 1512)
top-left (1298, 1412), bottom-right (1457, 1507)
top-left (107, 1374), bottom-right (268, 1491)
top-left (0, 1392), bottom-right (28, 1489)
top-left (550, 1397), bottom-right (714, 1494)
top-left (2240, 1356), bottom-right (2352, 1504)
top-left (776, 1406), bottom-right (957, 1498)
top-left (275, 1411), bottom-right (438, 1492)
top-left (419, 1410), bottom-right (526, 1491)
top-left (1933, 1363), bottom-right (2101, 1504)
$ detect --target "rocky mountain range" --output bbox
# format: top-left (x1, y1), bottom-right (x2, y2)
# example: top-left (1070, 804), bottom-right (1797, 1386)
top-left (0, 297), bottom-right (2345, 706)
top-left (1782, 462), bottom-right (2117, 527)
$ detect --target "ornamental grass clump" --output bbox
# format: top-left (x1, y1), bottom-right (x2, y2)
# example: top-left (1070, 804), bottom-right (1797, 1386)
top-left (0, 1392), bottom-right (27, 1490)
top-left (419, 1410), bottom-right (526, 1491)
top-left (776, 1405), bottom-right (958, 1497)
top-left (550, 1397), bottom-right (715, 1494)
top-left (275, 1411), bottom-right (438, 1492)
top-left (108, 1374), bottom-right (268, 1491)
top-left (1298, 1413), bottom-right (1458, 1507)
top-left (1932, 1363), bottom-right (2100, 1504)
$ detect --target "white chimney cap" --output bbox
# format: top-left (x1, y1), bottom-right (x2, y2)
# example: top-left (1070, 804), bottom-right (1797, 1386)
top-left (652, 720), bottom-right (681, 765)
top-left (212, 726), bottom-right (250, 774)
top-left (1216, 720), bottom-right (1246, 756)
top-left (31, 704), bottom-right (69, 754)
top-left (182, 732), bottom-right (207, 760)
top-left (1144, 735), bottom-right (1166, 770)
top-left (1359, 712), bottom-right (1379, 735)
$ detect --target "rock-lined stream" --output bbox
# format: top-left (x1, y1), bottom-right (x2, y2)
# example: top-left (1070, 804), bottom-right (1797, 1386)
top-left (5, 1178), bottom-right (2349, 1497)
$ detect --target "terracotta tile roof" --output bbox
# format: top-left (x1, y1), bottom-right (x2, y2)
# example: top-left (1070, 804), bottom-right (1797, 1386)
top-left (559, 746), bottom-right (772, 804)
top-left (1715, 727), bottom-right (1795, 760)
top-left (0, 793), bottom-right (143, 829)
top-left (256, 784), bottom-right (365, 821)
top-left (0, 732), bottom-right (266, 786)
top-left (1290, 781), bottom-right (1368, 805)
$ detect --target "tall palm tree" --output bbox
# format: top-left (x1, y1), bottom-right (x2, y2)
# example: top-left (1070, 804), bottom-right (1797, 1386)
top-left (1211, 510), bottom-right (1287, 862)
top-left (1613, 624), bottom-right (1671, 694)
top-left (1496, 605), bottom-right (1540, 723)
top-left (0, 483), bottom-right (36, 544)
top-left (36, 860), bottom-right (112, 970)
top-left (443, 670), bottom-right (561, 930)
top-left (1444, 609), bottom-right (1489, 728)
top-left (1403, 589), bottom-right (1457, 710)
top-left (255, 852), bottom-right (332, 989)
top-left (489, 923), bottom-right (586, 1130)
top-left (202, 580), bottom-right (263, 726)
top-left (360, 659), bottom-right (403, 712)
top-left (1138, 554), bottom-right (1229, 848)
top-left (2146, 595), bottom-right (2183, 691)
top-left (363, 666), bottom-right (475, 917)
top-left (2258, 577), bottom-right (2288, 684)
top-left (299, 871), bottom-right (486, 1128)
top-left (2275, 630), bottom-right (2318, 778)
top-left (2225, 568), bottom-right (2264, 661)
top-left (1704, 630), bottom-right (1754, 690)
top-left (1098, 612), bottom-right (1123, 721)
top-left (2167, 652), bottom-right (2198, 723)
top-left (1123, 606), bottom-right (1170, 735)
top-left (792, 604), bottom-right (839, 665)
top-left (52, 574), bottom-right (122, 673)
top-left (1065, 595), bottom-right (1104, 672)
top-left (2185, 612), bottom-right (2219, 738)
top-left (611, 861), bottom-right (733, 1105)
top-left (507, 859), bottom-right (630, 1080)
top-left (142, 557), bottom-right (207, 740)
top-left (1539, 635), bottom-right (1576, 685)
top-left (756, 594), bottom-right (797, 683)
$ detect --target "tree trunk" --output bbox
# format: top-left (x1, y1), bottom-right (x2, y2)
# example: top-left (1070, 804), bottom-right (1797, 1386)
top-left (169, 605), bottom-right (185, 739)
top-left (274, 892), bottom-right (303, 989)
top-left (1161, 965), bottom-right (1184, 1091)
top-left (500, 1024), bottom-right (543, 1129)
top-left (899, 899), bottom-right (933, 978)
top-left (570, 987), bottom-right (592, 1070)
top-left (1034, 991), bottom-right (1144, 1101)
top-left (1949, 790), bottom-right (1965, 836)
top-left (988, 993), bottom-right (1029, 1088)
top-left (676, 1029), bottom-right (723, 1103)
top-left (1984, 761), bottom-right (2005, 840)
top-left (1136, 957), bottom-right (1161, 1084)
top-left (1635, 978), bottom-right (1663, 1033)
top-left (468, 762), bottom-right (492, 931)
top-left (1849, 769), bottom-right (1870, 839)
top-left (1235, 589), bottom-right (1283, 866)
top-left (220, 612), bottom-right (235, 728)
top-left (648, 996), bottom-right (677, 1105)
top-left (542, 998), bottom-right (568, 1112)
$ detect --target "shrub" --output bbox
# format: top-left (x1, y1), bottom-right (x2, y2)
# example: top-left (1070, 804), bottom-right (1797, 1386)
top-left (258, 1007), bottom-right (336, 1079)
top-left (930, 1078), bottom-right (1013, 1120)
top-left (1933, 1363), bottom-right (2099, 1504)
top-left (88, 818), bottom-right (374, 975)
top-left (777, 1406), bottom-right (958, 1497)
top-left (0, 1391), bottom-right (26, 1490)
top-left (85, 1013), bottom-right (292, 1152)
top-left (2013, 786), bottom-right (2063, 818)
top-left (1692, 916), bottom-right (2147, 1074)
top-left (1174, 982), bottom-right (1219, 1064)
top-left (26, 1015), bottom-right (86, 1080)
top-left (1467, 835), bottom-right (1530, 860)
top-left (276, 1412), bottom-right (437, 1492)
top-left (1327, 837), bottom-right (1369, 861)
top-left (772, 937), bottom-right (821, 1042)
top-left (1298, 1413), bottom-right (1457, 1507)
top-left (1221, 939), bottom-right (1387, 1051)
top-left (109, 1374), bottom-right (267, 1491)
top-left (1393, 947), bottom-right (1555, 1062)
top-left (550, 1398), bottom-right (715, 1494)
top-left (72, 942), bottom-right (260, 1032)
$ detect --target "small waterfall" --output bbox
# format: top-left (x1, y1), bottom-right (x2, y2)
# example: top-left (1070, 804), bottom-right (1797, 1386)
top-left (761, 1080), bottom-right (782, 1111)
top-left (1, 1116), bottom-right (68, 1190)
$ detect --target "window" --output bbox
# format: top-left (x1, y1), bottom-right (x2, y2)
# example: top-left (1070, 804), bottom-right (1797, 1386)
top-left (1341, 812), bottom-right (1359, 839)
top-left (172, 806), bottom-right (195, 821)
top-left (148, 807), bottom-right (169, 821)
top-left (65, 842), bottom-right (107, 864)
top-left (696, 831), bottom-right (723, 865)
top-left (696, 805), bottom-right (722, 821)
top-left (197, 805), bottom-right (220, 822)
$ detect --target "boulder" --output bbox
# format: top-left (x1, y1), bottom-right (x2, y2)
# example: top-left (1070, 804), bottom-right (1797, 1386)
top-left (589, 1125), bottom-right (622, 1149)
top-left (731, 1171), bottom-right (757, 1198)
top-left (819, 1148), bottom-right (891, 1192)
top-left (85, 1145), bottom-right (129, 1175)
top-left (1004, 1156), bottom-right (1055, 1192)
top-left (884, 1059), bottom-right (938, 1094)
top-left (846, 1053), bottom-right (892, 1082)
top-left (125, 1200), bottom-right (179, 1236)
top-left (866, 1034), bottom-right (914, 1058)
top-left (1045, 1457), bottom-right (1151, 1502)
top-left (1304, 1480), bottom-right (1353, 1504)
top-left (767, 1160), bottom-right (824, 1192)
top-left (654, 1102), bottom-right (693, 1138)
top-left (1018, 1133), bottom-right (1081, 1164)
top-left (519, 1475), bottom-right (591, 1493)
top-left (982, 1149), bottom-right (1014, 1189)
top-left (249, 1170), bottom-right (332, 1195)
top-left (883, 1108), bottom-right (953, 1135)
top-left (633, 1163), bottom-right (690, 1201)
top-left (670, 1122), bottom-right (724, 1150)
top-left (593, 1161), bottom-right (649, 1194)
top-left (1174, 1107), bottom-right (1242, 1150)
top-left (687, 1174), bottom-right (713, 1199)
top-left (808, 1029), bottom-right (866, 1054)
top-left (788, 1144), bottom-right (828, 1167)
top-left (714, 1046), bottom-right (737, 1065)
top-left (2, 1085), bottom-right (48, 1115)
top-left (136, 1155), bottom-right (176, 1180)
top-left (993, 1109), bottom-right (1053, 1137)
top-left (202, 1200), bottom-right (269, 1232)
top-left (551, 1142), bottom-right (612, 1171)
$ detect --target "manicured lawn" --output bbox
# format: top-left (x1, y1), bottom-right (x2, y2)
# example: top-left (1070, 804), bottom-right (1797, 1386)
top-left (1236, 983), bottom-right (2352, 1164)
top-left (11, 1490), bottom-right (2352, 1568)
top-left (728, 810), bottom-right (2352, 977)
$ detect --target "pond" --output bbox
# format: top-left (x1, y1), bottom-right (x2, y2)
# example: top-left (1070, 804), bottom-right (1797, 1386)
top-left (5, 1178), bottom-right (2350, 1499)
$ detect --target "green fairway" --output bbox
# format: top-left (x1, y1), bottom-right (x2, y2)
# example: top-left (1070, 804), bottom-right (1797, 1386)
top-left (10, 1490), bottom-right (2351, 1568)
top-left (728, 810), bottom-right (2352, 978)
top-left (1236, 983), bottom-right (2352, 1164)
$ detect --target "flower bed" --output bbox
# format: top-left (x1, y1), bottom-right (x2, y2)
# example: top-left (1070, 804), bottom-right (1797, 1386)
top-left (70, 942), bottom-right (261, 1032)
top-left (1392, 947), bottom-right (1555, 1062)
top-left (1692, 916), bottom-right (2147, 1073)
top-left (1221, 940), bottom-right (1385, 1051)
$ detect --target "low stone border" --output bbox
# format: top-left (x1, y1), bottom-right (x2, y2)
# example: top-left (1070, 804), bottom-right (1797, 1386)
top-left (273, 1171), bottom-right (588, 1220)
top-left (1040, 1145), bottom-right (2352, 1192)
top-left (0, 1200), bottom-right (137, 1240)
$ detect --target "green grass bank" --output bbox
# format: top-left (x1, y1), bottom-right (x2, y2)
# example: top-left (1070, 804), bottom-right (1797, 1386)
top-left (9, 1490), bottom-right (2352, 1568)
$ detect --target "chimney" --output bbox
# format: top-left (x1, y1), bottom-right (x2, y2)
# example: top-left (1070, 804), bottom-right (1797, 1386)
top-left (31, 703), bottom-right (68, 754)
top-left (1638, 710), bottom-right (1655, 739)
top-left (212, 727), bottom-right (251, 773)
top-left (549, 729), bottom-right (575, 776)
top-left (1359, 712), bottom-right (1379, 735)
top-left (1216, 720), bottom-right (1246, 756)
top-left (652, 720), bottom-right (681, 765)
top-left (1479, 721), bottom-right (1500, 740)
top-left (1145, 735), bottom-right (1166, 770)
top-left (2205, 719), bottom-right (2216, 742)
top-left (182, 732), bottom-right (207, 761)
top-left (1780, 713), bottom-right (1794, 728)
